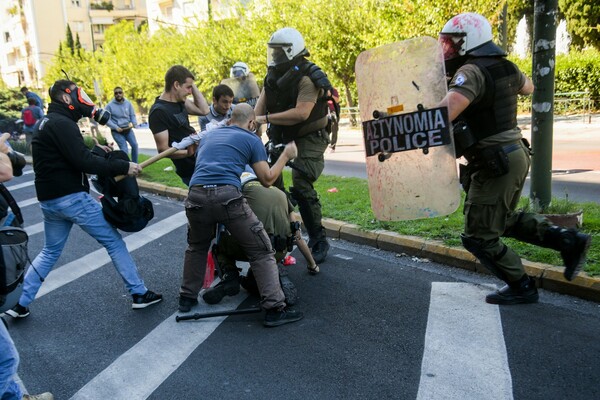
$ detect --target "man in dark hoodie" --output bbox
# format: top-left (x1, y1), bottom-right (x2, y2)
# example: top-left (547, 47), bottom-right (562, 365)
top-left (5, 80), bottom-right (162, 319)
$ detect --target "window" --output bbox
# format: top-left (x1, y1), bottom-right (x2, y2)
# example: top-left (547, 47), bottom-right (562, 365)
top-left (71, 0), bottom-right (81, 6)
top-left (92, 24), bottom-right (106, 34)
top-left (3, 32), bottom-right (10, 43)
top-left (7, 51), bottom-right (16, 66)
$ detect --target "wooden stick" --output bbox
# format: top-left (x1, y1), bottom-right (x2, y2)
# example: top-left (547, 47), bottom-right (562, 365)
top-left (114, 147), bottom-right (178, 182)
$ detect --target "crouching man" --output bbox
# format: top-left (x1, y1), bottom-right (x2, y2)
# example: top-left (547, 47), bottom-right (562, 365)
top-left (179, 103), bottom-right (303, 327)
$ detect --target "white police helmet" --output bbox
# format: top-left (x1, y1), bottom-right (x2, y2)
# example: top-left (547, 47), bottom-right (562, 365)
top-left (267, 27), bottom-right (309, 67)
top-left (230, 62), bottom-right (250, 78)
top-left (439, 12), bottom-right (505, 61)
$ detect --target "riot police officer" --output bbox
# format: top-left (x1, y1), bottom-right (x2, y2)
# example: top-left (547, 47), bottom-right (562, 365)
top-left (438, 13), bottom-right (591, 305)
top-left (255, 27), bottom-right (333, 264)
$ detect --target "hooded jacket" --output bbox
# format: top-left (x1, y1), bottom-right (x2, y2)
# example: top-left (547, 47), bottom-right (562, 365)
top-left (32, 103), bottom-right (130, 201)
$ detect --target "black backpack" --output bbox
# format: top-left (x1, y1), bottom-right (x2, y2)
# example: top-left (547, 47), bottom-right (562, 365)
top-left (0, 183), bottom-right (29, 313)
top-left (91, 147), bottom-right (154, 232)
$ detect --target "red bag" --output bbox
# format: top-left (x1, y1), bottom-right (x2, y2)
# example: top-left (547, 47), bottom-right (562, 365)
top-left (202, 248), bottom-right (215, 289)
top-left (22, 108), bottom-right (36, 127)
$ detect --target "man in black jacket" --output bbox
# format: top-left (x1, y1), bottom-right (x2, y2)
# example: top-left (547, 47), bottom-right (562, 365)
top-left (5, 80), bottom-right (162, 319)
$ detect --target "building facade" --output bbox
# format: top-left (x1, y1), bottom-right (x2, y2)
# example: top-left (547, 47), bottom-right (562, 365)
top-left (145, 0), bottom-right (239, 34)
top-left (0, 0), bottom-right (147, 89)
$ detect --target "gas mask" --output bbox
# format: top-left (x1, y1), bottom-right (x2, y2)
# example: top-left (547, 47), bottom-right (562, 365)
top-left (64, 86), bottom-right (111, 125)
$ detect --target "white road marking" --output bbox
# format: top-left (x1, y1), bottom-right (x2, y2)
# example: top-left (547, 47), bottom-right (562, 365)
top-left (24, 222), bottom-right (43, 236)
top-left (12, 196), bottom-right (38, 208)
top-left (417, 282), bottom-right (513, 400)
top-left (36, 212), bottom-right (187, 298)
top-left (70, 281), bottom-right (249, 399)
top-left (4, 180), bottom-right (35, 190)
top-left (333, 254), bottom-right (353, 260)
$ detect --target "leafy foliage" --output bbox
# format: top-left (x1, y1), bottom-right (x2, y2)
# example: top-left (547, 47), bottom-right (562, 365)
top-left (40, 0), bottom-right (600, 116)
top-left (0, 87), bottom-right (26, 120)
top-left (559, 0), bottom-right (600, 50)
top-left (511, 48), bottom-right (600, 104)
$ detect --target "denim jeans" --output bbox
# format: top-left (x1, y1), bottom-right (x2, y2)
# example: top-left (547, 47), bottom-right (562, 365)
top-left (182, 185), bottom-right (285, 310)
top-left (19, 192), bottom-right (147, 307)
top-left (0, 321), bottom-right (22, 400)
top-left (111, 129), bottom-right (139, 163)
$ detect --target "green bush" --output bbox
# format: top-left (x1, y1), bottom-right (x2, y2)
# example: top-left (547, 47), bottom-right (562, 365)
top-left (82, 134), bottom-right (108, 149)
top-left (0, 87), bottom-right (25, 120)
top-left (8, 139), bottom-right (29, 155)
top-left (511, 48), bottom-right (600, 110)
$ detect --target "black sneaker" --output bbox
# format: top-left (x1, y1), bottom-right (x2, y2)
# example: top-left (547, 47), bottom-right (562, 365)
top-left (562, 231), bottom-right (592, 281)
top-left (5, 303), bottom-right (30, 318)
top-left (203, 271), bottom-right (240, 305)
top-left (263, 307), bottom-right (304, 327)
top-left (132, 290), bottom-right (163, 309)
top-left (485, 277), bottom-right (539, 305)
top-left (311, 239), bottom-right (330, 264)
top-left (178, 296), bottom-right (199, 312)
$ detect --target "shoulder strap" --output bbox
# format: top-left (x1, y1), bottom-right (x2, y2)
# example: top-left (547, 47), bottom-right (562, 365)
top-left (0, 183), bottom-right (24, 226)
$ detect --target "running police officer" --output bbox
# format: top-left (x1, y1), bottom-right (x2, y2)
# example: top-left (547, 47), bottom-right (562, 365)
top-left (438, 13), bottom-right (591, 304)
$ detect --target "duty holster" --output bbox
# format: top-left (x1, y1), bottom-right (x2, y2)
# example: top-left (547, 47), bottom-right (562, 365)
top-left (460, 145), bottom-right (510, 194)
top-left (452, 120), bottom-right (477, 158)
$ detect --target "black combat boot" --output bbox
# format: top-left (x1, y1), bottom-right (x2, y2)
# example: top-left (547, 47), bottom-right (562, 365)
top-left (278, 263), bottom-right (298, 306)
top-left (311, 239), bottom-right (330, 264)
top-left (240, 268), bottom-right (259, 297)
top-left (543, 227), bottom-right (592, 281)
top-left (202, 269), bottom-right (240, 305)
top-left (485, 275), bottom-right (539, 305)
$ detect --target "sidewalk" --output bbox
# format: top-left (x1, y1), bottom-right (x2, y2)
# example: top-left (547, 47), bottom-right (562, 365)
top-left (329, 114), bottom-right (600, 171)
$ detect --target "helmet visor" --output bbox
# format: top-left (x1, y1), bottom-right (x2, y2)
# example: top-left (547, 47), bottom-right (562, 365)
top-left (76, 87), bottom-right (95, 107)
top-left (438, 32), bottom-right (466, 61)
top-left (267, 46), bottom-right (291, 67)
top-left (230, 67), bottom-right (246, 78)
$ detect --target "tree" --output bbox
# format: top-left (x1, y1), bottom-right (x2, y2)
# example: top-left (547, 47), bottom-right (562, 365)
top-left (559, 0), bottom-right (600, 50)
top-left (65, 24), bottom-right (75, 56)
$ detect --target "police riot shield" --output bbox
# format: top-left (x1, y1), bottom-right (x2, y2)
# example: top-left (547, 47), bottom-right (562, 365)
top-left (355, 36), bottom-right (460, 221)
top-left (221, 74), bottom-right (261, 108)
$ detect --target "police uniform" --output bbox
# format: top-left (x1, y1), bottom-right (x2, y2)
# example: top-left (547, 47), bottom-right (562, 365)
top-left (216, 180), bottom-right (293, 266)
top-left (264, 66), bottom-right (330, 255)
top-left (452, 58), bottom-right (590, 303)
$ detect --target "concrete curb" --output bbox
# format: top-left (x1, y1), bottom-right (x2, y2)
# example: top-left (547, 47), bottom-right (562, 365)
top-left (140, 179), bottom-right (600, 303)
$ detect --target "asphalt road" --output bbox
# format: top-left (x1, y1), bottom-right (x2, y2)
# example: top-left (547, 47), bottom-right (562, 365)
top-left (2, 167), bottom-right (600, 400)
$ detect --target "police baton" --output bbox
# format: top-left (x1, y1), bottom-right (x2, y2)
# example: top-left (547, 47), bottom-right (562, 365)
top-left (175, 307), bottom-right (262, 322)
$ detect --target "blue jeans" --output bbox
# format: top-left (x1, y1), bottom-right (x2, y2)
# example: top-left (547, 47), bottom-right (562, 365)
top-left (0, 321), bottom-right (22, 400)
top-left (19, 192), bottom-right (147, 307)
top-left (111, 129), bottom-right (139, 163)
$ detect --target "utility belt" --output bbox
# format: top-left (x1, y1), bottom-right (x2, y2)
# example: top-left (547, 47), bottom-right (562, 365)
top-left (270, 234), bottom-right (293, 253)
top-left (270, 221), bottom-right (302, 253)
top-left (460, 139), bottom-right (530, 193)
top-left (114, 127), bottom-right (131, 135)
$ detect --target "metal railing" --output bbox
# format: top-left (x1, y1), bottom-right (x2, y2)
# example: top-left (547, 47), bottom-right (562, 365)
top-left (519, 91), bottom-right (594, 123)
top-left (345, 91), bottom-right (594, 125)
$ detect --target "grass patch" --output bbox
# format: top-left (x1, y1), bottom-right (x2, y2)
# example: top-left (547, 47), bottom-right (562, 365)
top-left (137, 154), bottom-right (599, 277)
top-left (138, 154), bottom-right (188, 189)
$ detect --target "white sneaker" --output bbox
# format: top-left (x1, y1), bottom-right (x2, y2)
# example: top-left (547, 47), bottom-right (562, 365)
top-left (23, 393), bottom-right (54, 400)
